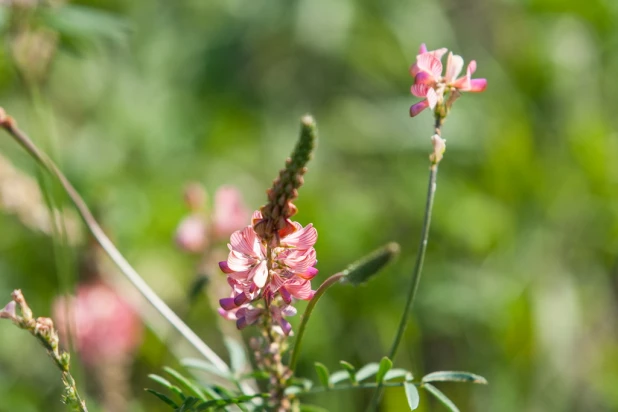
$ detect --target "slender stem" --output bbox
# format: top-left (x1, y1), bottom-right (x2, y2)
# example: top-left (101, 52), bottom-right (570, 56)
top-left (386, 165), bottom-right (437, 360)
top-left (289, 272), bottom-right (346, 371)
top-left (368, 119), bottom-right (442, 410)
top-left (0, 112), bottom-right (230, 373)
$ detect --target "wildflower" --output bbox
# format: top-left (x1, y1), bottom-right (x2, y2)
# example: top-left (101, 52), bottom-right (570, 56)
top-left (410, 44), bottom-right (487, 117)
top-left (218, 210), bottom-right (318, 334)
top-left (53, 282), bottom-right (143, 365)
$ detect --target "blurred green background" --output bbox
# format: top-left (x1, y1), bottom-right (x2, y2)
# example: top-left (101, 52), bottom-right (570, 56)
top-left (1, 0), bottom-right (618, 411)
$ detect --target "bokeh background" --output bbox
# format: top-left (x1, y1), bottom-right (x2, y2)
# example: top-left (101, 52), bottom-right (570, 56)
top-left (1, 0), bottom-right (618, 411)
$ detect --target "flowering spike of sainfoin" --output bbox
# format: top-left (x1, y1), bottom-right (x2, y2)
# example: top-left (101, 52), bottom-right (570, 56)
top-left (254, 115), bottom-right (317, 245)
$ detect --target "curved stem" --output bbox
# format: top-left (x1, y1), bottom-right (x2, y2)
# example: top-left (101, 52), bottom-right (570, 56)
top-left (288, 272), bottom-right (346, 371)
top-left (0, 112), bottom-right (230, 373)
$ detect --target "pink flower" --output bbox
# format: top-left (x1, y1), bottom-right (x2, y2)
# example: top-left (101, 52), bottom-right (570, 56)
top-left (0, 300), bottom-right (16, 320)
top-left (53, 282), bottom-right (143, 365)
top-left (175, 214), bottom-right (208, 253)
top-left (218, 210), bottom-right (318, 334)
top-left (212, 186), bottom-right (251, 240)
top-left (410, 44), bottom-right (487, 117)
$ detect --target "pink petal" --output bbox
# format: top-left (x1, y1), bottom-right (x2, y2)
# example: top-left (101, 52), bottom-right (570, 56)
top-left (410, 100), bottom-right (429, 117)
top-left (229, 227), bottom-right (260, 257)
top-left (284, 279), bottom-right (314, 300)
top-left (219, 261), bottom-right (234, 274)
top-left (468, 78), bottom-right (487, 92)
top-left (418, 43), bottom-right (428, 54)
top-left (227, 250), bottom-right (255, 272)
top-left (426, 88), bottom-right (439, 109)
top-left (414, 71), bottom-right (434, 85)
top-left (250, 260), bottom-right (269, 288)
top-left (174, 215), bottom-right (208, 253)
top-left (280, 305), bottom-right (297, 317)
top-left (219, 298), bottom-right (237, 311)
top-left (415, 53), bottom-right (442, 79)
top-left (444, 52), bottom-right (464, 83)
top-left (298, 266), bottom-right (318, 280)
top-left (411, 83), bottom-right (430, 98)
top-left (282, 223), bottom-right (317, 249)
top-left (467, 60), bottom-right (477, 75)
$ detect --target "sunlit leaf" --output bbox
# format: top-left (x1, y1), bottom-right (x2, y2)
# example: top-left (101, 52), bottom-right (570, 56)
top-left (314, 362), bottom-right (332, 388)
top-left (384, 368), bottom-right (409, 381)
top-left (355, 363), bottom-right (379, 382)
top-left (329, 370), bottom-right (350, 385)
top-left (148, 374), bottom-right (185, 400)
top-left (404, 382), bottom-right (420, 410)
top-left (422, 383), bottom-right (459, 412)
top-left (163, 366), bottom-right (208, 401)
top-left (422, 371), bottom-right (488, 385)
top-left (340, 361), bottom-right (357, 385)
top-left (376, 357), bottom-right (393, 383)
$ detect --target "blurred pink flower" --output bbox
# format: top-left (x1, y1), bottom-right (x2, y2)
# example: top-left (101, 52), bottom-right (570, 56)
top-left (0, 300), bottom-right (16, 320)
top-left (218, 210), bottom-right (318, 334)
top-left (175, 214), bottom-right (208, 253)
top-left (410, 43), bottom-right (487, 117)
top-left (175, 185), bottom-right (250, 253)
top-left (212, 186), bottom-right (251, 240)
top-left (53, 282), bottom-right (142, 365)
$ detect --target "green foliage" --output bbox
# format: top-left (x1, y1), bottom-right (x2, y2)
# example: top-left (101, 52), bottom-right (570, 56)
top-left (404, 379), bottom-right (420, 411)
top-left (422, 383), bottom-right (459, 412)
top-left (314, 362), bottom-right (332, 388)
top-left (375, 357), bottom-right (393, 384)
top-left (421, 371), bottom-right (488, 385)
top-left (343, 243), bottom-right (400, 286)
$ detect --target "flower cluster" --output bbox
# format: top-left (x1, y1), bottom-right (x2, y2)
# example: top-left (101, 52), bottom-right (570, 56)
top-left (218, 211), bottom-right (318, 335)
top-left (410, 44), bottom-right (487, 117)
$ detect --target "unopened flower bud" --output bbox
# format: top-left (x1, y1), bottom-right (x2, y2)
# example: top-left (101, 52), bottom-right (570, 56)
top-left (0, 301), bottom-right (16, 320)
top-left (429, 134), bottom-right (446, 164)
top-left (12, 289), bottom-right (32, 321)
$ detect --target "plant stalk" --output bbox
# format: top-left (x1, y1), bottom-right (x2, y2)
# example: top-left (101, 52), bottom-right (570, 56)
top-left (368, 119), bottom-right (442, 410)
top-left (288, 272), bottom-right (346, 371)
top-left (0, 110), bottom-right (230, 374)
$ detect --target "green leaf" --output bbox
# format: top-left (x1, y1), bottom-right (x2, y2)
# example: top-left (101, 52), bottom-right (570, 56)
top-left (41, 5), bottom-right (129, 44)
top-left (194, 393), bottom-right (270, 411)
top-left (177, 397), bottom-right (199, 412)
top-left (329, 370), bottom-right (350, 385)
top-left (314, 362), bottom-right (332, 388)
top-left (422, 383), bottom-right (460, 412)
top-left (340, 361), bottom-right (357, 385)
top-left (355, 363), bottom-right (380, 382)
top-left (163, 367), bottom-right (208, 401)
top-left (384, 368), bottom-right (409, 381)
top-left (148, 374), bottom-right (186, 400)
top-left (343, 243), bottom-right (400, 286)
top-left (376, 357), bottom-right (393, 384)
top-left (224, 337), bottom-right (248, 373)
top-left (145, 389), bottom-right (178, 409)
top-left (181, 358), bottom-right (232, 380)
top-left (422, 371), bottom-right (488, 385)
top-left (404, 382), bottom-right (420, 410)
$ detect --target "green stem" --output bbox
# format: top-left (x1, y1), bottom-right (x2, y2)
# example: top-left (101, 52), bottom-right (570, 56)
top-left (0, 113), bottom-right (230, 374)
top-left (288, 272), bottom-right (346, 371)
top-left (368, 126), bottom-right (441, 409)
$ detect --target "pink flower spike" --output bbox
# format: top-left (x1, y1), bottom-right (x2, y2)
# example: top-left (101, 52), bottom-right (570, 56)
top-left (410, 100), bottom-right (430, 117)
